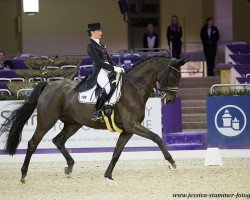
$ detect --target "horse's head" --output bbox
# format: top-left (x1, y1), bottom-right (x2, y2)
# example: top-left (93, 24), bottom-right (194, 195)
top-left (157, 58), bottom-right (188, 104)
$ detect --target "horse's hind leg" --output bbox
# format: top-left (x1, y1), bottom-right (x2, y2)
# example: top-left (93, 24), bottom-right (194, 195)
top-left (52, 122), bottom-right (81, 176)
top-left (104, 131), bottom-right (133, 180)
top-left (21, 125), bottom-right (56, 183)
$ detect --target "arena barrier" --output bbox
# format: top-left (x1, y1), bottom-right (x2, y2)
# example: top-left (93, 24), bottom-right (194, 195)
top-left (0, 98), bottom-right (162, 156)
top-left (207, 96), bottom-right (250, 148)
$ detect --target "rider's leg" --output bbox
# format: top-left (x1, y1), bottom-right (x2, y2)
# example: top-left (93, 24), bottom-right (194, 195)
top-left (92, 69), bottom-right (111, 121)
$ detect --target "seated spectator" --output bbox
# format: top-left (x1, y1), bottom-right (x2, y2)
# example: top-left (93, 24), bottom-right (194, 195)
top-left (0, 51), bottom-right (11, 69)
top-left (143, 23), bottom-right (159, 51)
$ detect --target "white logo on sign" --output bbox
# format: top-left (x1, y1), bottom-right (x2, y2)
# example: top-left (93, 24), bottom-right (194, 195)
top-left (214, 105), bottom-right (247, 137)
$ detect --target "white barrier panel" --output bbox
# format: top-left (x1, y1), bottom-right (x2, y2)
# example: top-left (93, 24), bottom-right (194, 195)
top-left (0, 98), bottom-right (162, 155)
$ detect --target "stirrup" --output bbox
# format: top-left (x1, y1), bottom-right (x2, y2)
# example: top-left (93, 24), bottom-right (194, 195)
top-left (91, 110), bottom-right (102, 121)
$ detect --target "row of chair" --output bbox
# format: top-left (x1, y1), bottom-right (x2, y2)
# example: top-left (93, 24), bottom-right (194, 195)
top-left (226, 43), bottom-right (250, 84)
top-left (0, 88), bottom-right (34, 97)
top-left (43, 65), bottom-right (77, 70)
top-left (0, 77), bottom-right (65, 82)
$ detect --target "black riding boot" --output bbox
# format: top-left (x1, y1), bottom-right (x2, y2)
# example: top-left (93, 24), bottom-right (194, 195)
top-left (92, 91), bottom-right (109, 121)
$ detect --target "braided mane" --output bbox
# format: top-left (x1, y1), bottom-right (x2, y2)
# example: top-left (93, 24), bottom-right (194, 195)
top-left (126, 55), bottom-right (170, 74)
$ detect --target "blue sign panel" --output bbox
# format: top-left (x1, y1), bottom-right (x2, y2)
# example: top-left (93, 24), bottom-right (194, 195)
top-left (207, 96), bottom-right (250, 148)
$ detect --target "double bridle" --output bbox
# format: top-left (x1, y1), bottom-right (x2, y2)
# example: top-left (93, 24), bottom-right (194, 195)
top-left (157, 64), bottom-right (181, 99)
top-left (123, 59), bottom-right (181, 99)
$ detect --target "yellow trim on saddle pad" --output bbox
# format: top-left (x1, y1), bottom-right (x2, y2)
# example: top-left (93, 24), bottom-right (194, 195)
top-left (102, 110), bottom-right (123, 133)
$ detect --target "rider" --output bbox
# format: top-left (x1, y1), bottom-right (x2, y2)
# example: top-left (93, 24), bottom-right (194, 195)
top-left (74, 23), bottom-right (124, 121)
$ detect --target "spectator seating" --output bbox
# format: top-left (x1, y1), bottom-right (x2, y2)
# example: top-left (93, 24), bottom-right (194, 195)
top-left (0, 53), bottom-right (145, 97)
top-left (7, 60), bottom-right (29, 69)
top-left (0, 82), bottom-right (12, 96)
top-left (47, 77), bottom-right (65, 81)
top-left (0, 78), bottom-right (11, 82)
top-left (61, 65), bottom-right (77, 69)
top-left (17, 88), bottom-right (34, 97)
top-left (11, 78), bottom-right (25, 82)
top-left (0, 70), bottom-right (19, 78)
top-left (28, 77), bottom-right (46, 82)
top-left (236, 77), bottom-right (250, 84)
top-left (45, 66), bottom-right (60, 70)
top-left (219, 43), bottom-right (250, 85)
top-left (229, 54), bottom-right (250, 64)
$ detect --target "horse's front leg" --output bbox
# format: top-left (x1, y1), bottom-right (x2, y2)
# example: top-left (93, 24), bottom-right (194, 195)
top-left (127, 121), bottom-right (176, 168)
top-left (105, 131), bottom-right (133, 180)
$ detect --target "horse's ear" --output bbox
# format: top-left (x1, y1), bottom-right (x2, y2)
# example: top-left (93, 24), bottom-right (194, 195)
top-left (178, 58), bottom-right (189, 66)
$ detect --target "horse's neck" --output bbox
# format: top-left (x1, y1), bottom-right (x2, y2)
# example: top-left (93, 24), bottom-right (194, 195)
top-left (127, 60), bottom-right (161, 102)
top-left (129, 61), bottom-right (159, 86)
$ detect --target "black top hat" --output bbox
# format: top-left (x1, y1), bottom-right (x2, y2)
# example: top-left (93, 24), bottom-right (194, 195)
top-left (87, 23), bottom-right (103, 31)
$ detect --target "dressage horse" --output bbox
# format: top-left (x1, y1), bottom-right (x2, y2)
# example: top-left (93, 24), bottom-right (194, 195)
top-left (0, 56), bottom-right (187, 183)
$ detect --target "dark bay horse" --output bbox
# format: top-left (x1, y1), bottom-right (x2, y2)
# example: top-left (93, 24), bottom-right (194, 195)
top-left (0, 56), bottom-right (187, 183)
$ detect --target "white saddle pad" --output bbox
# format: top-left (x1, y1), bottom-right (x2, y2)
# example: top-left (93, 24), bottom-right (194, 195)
top-left (78, 77), bottom-right (122, 105)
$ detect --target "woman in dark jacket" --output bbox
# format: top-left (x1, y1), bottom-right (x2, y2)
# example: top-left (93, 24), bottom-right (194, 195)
top-left (167, 15), bottom-right (182, 59)
top-left (74, 23), bottom-right (124, 121)
top-left (200, 17), bottom-right (219, 76)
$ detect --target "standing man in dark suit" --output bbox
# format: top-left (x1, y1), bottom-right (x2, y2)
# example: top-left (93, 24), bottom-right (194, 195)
top-left (143, 23), bottom-right (159, 51)
top-left (200, 17), bottom-right (219, 76)
top-left (74, 23), bottom-right (124, 121)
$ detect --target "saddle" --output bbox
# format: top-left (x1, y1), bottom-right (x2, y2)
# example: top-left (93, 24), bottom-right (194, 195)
top-left (78, 74), bottom-right (122, 105)
top-left (78, 74), bottom-right (123, 133)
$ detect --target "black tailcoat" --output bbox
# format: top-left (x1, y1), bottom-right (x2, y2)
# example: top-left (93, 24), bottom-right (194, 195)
top-left (74, 39), bottom-right (116, 92)
top-left (143, 32), bottom-right (159, 48)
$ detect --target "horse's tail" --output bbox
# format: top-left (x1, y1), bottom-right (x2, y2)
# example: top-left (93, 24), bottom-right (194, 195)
top-left (0, 82), bottom-right (48, 155)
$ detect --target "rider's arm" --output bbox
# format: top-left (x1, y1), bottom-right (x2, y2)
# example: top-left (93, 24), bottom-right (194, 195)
top-left (87, 43), bottom-right (114, 72)
top-left (107, 53), bottom-right (116, 66)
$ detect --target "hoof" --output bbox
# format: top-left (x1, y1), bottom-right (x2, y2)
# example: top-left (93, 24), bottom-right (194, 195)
top-left (168, 163), bottom-right (177, 169)
top-left (20, 173), bottom-right (26, 184)
top-left (105, 177), bottom-right (118, 186)
top-left (20, 178), bottom-right (26, 184)
top-left (104, 174), bottom-right (113, 181)
top-left (64, 167), bottom-right (72, 176)
top-left (172, 163), bottom-right (177, 169)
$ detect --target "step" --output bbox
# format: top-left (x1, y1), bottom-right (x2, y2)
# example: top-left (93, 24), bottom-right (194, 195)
top-left (182, 122), bottom-right (207, 129)
top-left (181, 129), bottom-right (207, 133)
top-left (182, 100), bottom-right (206, 107)
top-left (178, 87), bottom-right (210, 95)
top-left (180, 93), bottom-right (209, 100)
top-left (182, 114), bottom-right (207, 123)
top-left (180, 77), bottom-right (220, 83)
top-left (182, 107), bottom-right (206, 114)
top-left (179, 77), bottom-right (220, 88)
top-left (179, 82), bottom-right (218, 88)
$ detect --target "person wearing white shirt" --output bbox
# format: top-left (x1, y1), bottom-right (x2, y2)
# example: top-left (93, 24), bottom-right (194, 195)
top-left (74, 23), bottom-right (124, 121)
top-left (143, 23), bottom-right (159, 51)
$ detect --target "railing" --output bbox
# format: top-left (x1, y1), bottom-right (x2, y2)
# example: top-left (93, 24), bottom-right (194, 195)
top-left (210, 84), bottom-right (250, 94)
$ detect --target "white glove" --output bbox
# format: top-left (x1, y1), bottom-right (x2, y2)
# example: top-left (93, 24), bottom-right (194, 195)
top-left (114, 66), bottom-right (125, 73)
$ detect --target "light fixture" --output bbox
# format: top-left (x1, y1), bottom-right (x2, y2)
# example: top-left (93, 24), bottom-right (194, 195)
top-left (23, 0), bottom-right (39, 15)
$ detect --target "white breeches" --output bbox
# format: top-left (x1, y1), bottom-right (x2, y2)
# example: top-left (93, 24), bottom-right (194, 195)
top-left (97, 68), bottom-right (111, 94)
